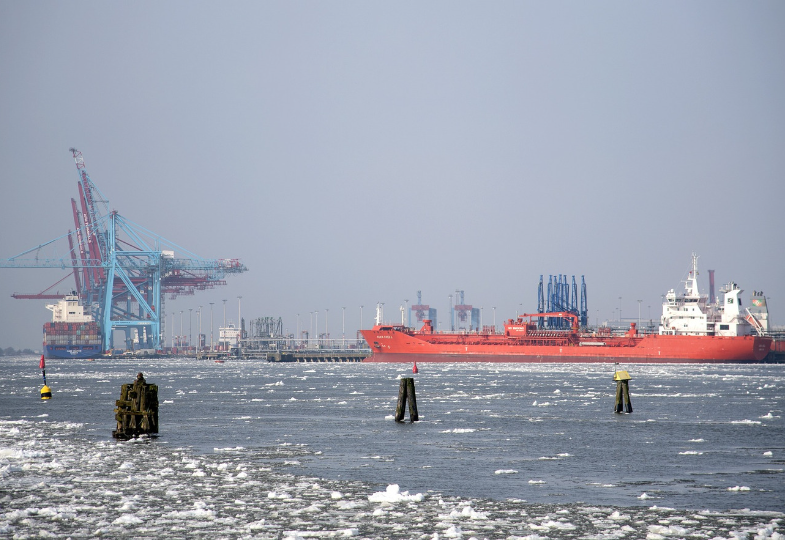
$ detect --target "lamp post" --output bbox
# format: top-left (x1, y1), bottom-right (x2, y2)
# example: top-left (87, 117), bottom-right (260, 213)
top-left (315, 310), bottom-right (319, 349)
top-left (325, 308), bottom-right (329, 347)
top-left (342, 306), bottom-right (345, 349)
top-left (209, 302), bottom-right (214, 351)
top-left (237, 296), bottom-right (242, 346)
top-left (179, 310), bottom-right (183, 348)
top-left (197, 306), bottom-right (202, 355)
top-left (171, 312), bottom-right (175, 349)
top-left (189, 308), bottom-right (192, 350)
top-left (637, 299), bottom-right (642, 329)
top-left (448, 294), bottom-right (453, 331)
top-left (492, 307), bottom-right (496, 330)
top-left (618, 297), bottom-right (622, 326)
top-left (222, 299), bottom-right (227, 351)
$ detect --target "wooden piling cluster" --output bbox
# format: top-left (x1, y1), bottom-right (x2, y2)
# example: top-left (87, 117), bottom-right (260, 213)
top-left (613, 370), bottom-right (633, 414)
top-left (395, 377), bottom-right (419, 422)
top-left (113, 373), bottom-right (159, 439)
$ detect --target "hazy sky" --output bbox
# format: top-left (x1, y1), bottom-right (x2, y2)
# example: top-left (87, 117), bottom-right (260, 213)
top-left (2, 2), bottom-right (784, 350)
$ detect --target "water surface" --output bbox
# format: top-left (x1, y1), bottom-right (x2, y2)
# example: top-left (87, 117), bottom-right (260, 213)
top-left (1, 356), bottom-right (782, 538)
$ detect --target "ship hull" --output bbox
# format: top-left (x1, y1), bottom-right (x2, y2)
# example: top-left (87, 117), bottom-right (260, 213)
top-left (364, 352), bottom-right (761, 364)
top-left (361, 329), bottom-right (772, 364)
top-left (44, 344), bottom-right (103, 359)
top-left (43, 320), bottom-right (103, 359)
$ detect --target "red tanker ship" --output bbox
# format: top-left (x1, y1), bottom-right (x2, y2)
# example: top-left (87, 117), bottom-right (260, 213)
top-left (361, 255), bottom-right (773, 364)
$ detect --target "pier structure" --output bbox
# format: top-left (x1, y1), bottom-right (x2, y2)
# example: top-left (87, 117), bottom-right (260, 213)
top-left (225, 314), bottom-right (369, 359)
top-left (266, 350), bottom-right (369, 362)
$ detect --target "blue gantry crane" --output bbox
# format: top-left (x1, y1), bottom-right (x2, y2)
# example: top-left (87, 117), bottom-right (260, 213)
top-left (1, 149), bottom-right (247, 352)
top-left (451, 289), bottom-right (480, 331)
top-left (537, 274), bottom-right (588, 329)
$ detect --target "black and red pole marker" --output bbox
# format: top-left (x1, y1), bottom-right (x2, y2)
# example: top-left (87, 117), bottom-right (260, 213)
top-left (40, 355), bottom-right (52, 400)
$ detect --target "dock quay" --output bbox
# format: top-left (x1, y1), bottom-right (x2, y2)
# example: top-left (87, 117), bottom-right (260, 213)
top-left (191, 348), bottom-right (370, 362)
top-left (195, 350), bottom-right (232, 361)
top-left (266, 350), bottom-right (370, 363)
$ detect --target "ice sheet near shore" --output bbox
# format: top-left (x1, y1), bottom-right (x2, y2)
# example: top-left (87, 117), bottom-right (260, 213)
top-left (2, 419), bottom-right (783, 539)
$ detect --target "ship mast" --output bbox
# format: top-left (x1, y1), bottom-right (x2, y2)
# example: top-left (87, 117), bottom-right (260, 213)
top-left (684, 253), bottom-right (700, 298)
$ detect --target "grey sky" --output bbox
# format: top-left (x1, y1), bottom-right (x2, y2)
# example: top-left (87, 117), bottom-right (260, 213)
top-left (2, 2), bottom-right (784, 349)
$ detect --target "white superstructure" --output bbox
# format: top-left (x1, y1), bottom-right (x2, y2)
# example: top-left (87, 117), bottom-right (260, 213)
top-left (219, 323), bottom-right (241, 348)
top-left (46, 292), bottom-right (94, 323)
top-left (747, 292), bottom-right (769, 333)
top-left (659, 254), bottom-right (767, 337)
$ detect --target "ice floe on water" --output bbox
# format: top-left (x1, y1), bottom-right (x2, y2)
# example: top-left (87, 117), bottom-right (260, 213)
top-left (2, 417), bottom-right (782, 539)
top-left (368, 484), bottom-right (424, 503)
top-left (2, 358), bottom-right (784, 538)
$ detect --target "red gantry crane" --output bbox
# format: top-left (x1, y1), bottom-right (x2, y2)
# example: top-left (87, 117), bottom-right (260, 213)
top-left (1, 149), bottom-right (248, 352)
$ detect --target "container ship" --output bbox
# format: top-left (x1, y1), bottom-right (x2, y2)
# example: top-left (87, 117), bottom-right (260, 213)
top-left (361, 255), bottom-right (773, 364)
top-left (43, 293), bottom-right (102, 359)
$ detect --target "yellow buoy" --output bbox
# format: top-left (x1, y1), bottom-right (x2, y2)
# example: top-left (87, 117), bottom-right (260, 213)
top-left (40, 385), bottom-right (52, 400)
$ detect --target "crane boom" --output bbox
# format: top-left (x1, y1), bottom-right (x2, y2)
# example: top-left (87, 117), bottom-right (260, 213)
top-left (1, 149), bottom-right (248, 352)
